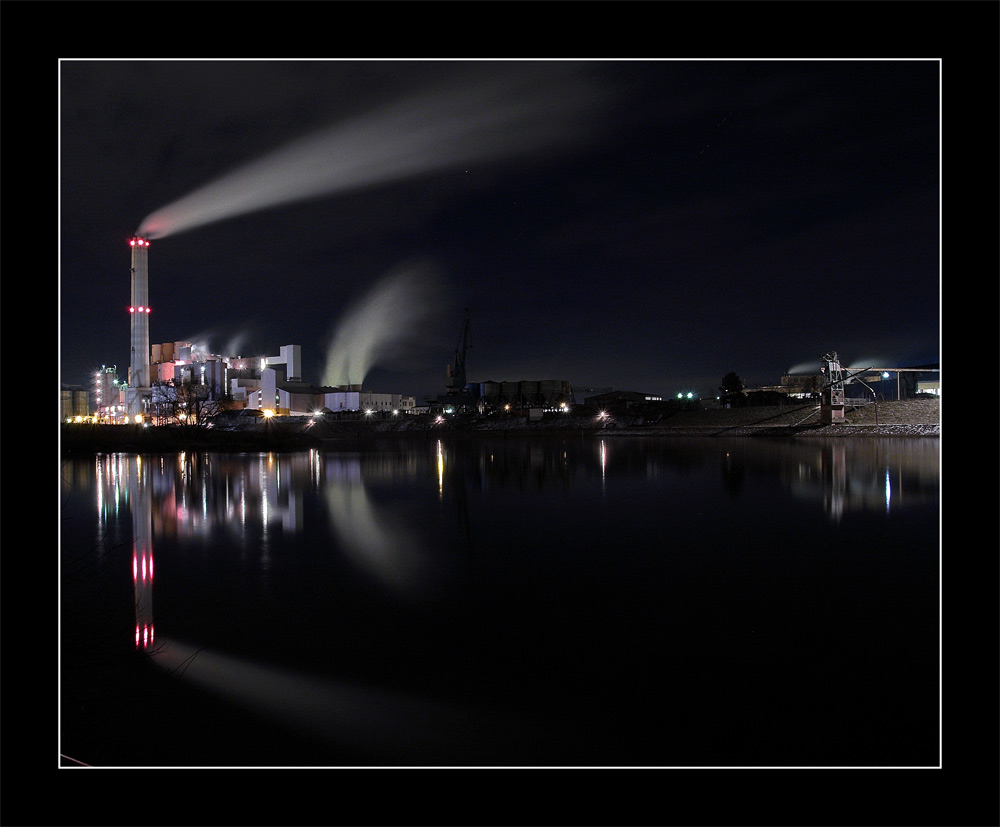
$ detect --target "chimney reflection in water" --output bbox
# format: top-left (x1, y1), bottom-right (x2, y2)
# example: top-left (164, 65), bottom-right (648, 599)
top-left (130, 456), bottom-right (155, 649)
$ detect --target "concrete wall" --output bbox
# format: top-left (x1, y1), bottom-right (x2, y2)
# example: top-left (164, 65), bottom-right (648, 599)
top-left (265, 345), bottom-right (302, 381)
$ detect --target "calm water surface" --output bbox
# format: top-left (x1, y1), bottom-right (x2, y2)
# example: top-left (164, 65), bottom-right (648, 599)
top-left (60, 435), bottom-right (940, 767)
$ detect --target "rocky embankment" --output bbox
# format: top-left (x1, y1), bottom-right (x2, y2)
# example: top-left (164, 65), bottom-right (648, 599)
top-left (606, 397), bottom-right (941, 437)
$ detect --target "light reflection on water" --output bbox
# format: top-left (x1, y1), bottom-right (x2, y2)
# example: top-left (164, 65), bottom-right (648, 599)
top-left (60, 436), bottom-right (939, 767)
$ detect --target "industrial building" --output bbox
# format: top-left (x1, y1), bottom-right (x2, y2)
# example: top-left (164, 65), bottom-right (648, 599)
top-left (108, 236), bottom-right (415, 423)
top-left (249, 350), bottom-right (416, 417)
top-left (145, 339), bottom-right (418, 421)
top-left (580, 390), bottom-right (664, 413)
top-left (438, 379), bottom-right (575, 415)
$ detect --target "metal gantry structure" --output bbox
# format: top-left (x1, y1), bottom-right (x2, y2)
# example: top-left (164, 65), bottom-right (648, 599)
top-left (820, 351), bottom-right (847, 423)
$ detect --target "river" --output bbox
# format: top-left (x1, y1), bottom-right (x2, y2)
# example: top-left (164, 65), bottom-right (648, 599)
top-left (59, 435), bottom-right (940, 767)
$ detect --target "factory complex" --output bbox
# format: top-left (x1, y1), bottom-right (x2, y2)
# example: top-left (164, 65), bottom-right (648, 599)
top-left (59, 236), bottom-right (940, 425)
top-left (74, 337), bottom-right (586, 425)
top-left (63, 236), bottom-right (582, 425)
top-left (79, 340), bottom-right (422, 425)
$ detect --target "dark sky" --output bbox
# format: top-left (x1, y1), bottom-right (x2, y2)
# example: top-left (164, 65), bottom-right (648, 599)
top-left (60, 58), bottom-right (940, 402)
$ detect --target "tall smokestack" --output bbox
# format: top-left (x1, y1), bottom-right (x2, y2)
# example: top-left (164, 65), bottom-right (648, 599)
top-left (127, 236), bottom-right (151, 415)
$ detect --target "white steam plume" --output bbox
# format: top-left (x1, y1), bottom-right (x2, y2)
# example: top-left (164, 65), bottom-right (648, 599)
top-left (136, 67), bottom-right (607, 240)
top-left (322, 261), bottom-right (443, 389)
top-left (787, 360), bottom-right (822, 375)
top-left (172, 329), bottom-right (259, 361)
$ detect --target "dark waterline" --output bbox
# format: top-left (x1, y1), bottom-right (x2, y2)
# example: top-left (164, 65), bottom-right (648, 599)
top-left (59, 436), bottom-right (940, 767)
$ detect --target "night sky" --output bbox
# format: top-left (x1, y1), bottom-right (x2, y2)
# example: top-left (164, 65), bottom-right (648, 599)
top-left (59, 58), bottom-right (940, 403)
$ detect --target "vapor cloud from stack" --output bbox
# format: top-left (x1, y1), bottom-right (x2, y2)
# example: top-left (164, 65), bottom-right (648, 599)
top-left (178, 330), bottom-right (260, 363)
top-left (135, 67), bottom-right (608, 241)
top-left (322, 261), bottom-right (444, 389)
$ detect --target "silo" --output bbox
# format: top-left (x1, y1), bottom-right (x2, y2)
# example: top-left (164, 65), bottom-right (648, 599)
top-left (151, 343), bottom-right (162, 364)
top-left (520, 380), bottom-right (539, 405)
top-left (162, 342), bottom-right (175, 361)
top-left (481, 381), bottom-right (500, 404)
top-left (539, 380), bottom-right (561, 406)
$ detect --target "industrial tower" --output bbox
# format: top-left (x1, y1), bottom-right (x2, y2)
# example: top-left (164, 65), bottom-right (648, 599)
top-left (820, 350), bottom-right (846, 424)
top-left (126, 236), bottom-right (151, 416)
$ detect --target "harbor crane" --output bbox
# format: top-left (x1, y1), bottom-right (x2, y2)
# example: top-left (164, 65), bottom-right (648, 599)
top-left (445, 309), bottom-right (471, 393)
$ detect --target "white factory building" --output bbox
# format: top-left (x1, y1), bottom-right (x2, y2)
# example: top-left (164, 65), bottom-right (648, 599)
top-left (248, 346), bottom-right (415, 415)
top-left (249, 383), bottom-right (415, 417)
top-left (143, 341), bottom-right (415, 418)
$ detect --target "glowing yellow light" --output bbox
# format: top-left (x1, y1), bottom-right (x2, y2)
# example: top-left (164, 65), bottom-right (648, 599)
top-left (263, 409), bottom-right (275, 418)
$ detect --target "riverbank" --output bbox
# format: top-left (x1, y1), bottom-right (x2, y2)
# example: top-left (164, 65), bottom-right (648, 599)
top-left (59, 398), bottom-right (939, 454)
top-left (599, 397), bottom-right (941, 438)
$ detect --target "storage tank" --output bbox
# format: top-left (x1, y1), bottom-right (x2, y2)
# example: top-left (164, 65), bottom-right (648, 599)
top-left (538, 380), bottom-right (562, 405)
top-left (520, 381), bottom-right (539, 404)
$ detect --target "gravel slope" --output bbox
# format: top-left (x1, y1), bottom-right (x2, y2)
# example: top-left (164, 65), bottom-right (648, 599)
top-left (610, 397), bottom-right (940, 437)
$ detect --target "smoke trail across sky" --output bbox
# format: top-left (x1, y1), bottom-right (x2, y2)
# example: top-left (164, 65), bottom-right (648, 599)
top-left (136, 67), bottom-right (608, 240)
top-left (322, 261), bottom-right (444, 389)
